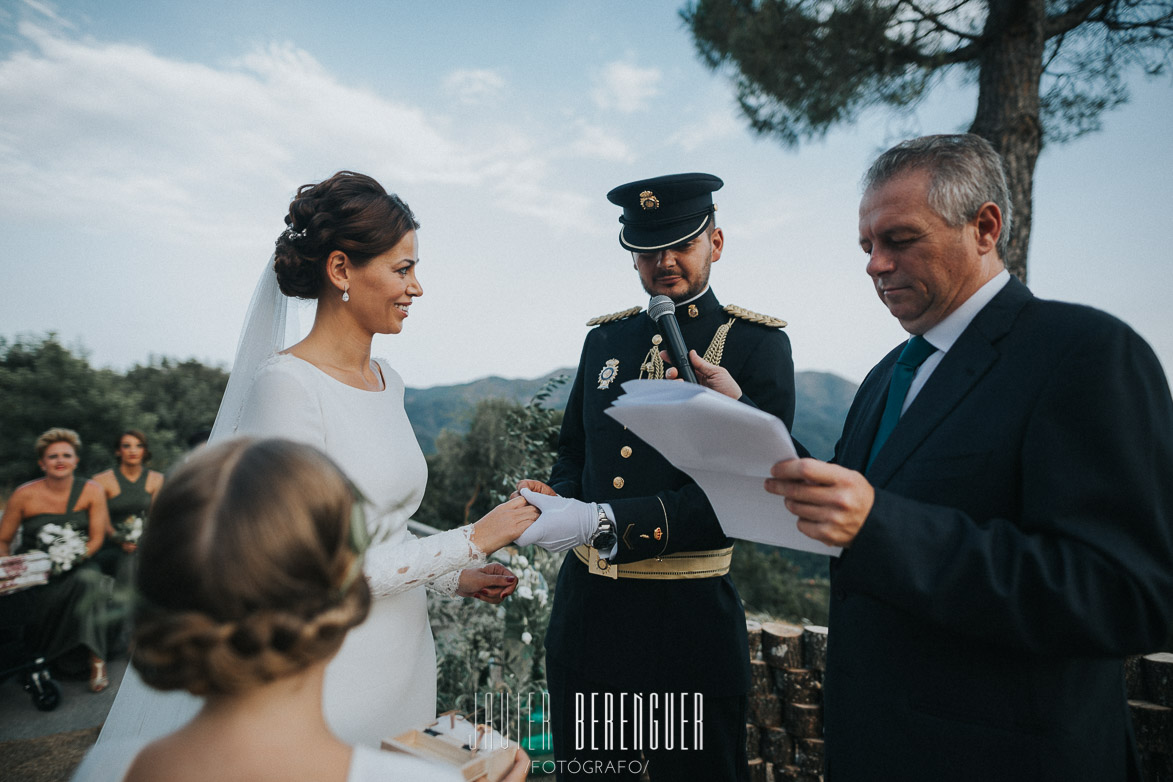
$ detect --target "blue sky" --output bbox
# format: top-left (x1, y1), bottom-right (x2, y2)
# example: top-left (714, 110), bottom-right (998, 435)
top-left (1, 0), bottom-right (1170, 389)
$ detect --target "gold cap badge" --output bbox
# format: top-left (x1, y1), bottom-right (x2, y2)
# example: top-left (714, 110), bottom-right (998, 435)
top-left (639, 190), bottom-right (660, 210)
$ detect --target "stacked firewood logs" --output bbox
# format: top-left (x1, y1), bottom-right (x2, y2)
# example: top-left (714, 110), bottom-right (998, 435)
top-left (745, 621), bottom-right (1172, 781)
top-left (745, 620), bottom-right (827, 782)
top-left (1127, 652), bottom-right (1173, 781)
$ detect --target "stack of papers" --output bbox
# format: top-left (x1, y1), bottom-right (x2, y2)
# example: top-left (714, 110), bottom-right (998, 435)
top-left (605, 380), bottom-right (840, 557)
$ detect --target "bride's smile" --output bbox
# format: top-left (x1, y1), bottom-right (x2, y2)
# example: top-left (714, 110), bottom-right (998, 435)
top-left (342, 228), bottom-right (422, 336)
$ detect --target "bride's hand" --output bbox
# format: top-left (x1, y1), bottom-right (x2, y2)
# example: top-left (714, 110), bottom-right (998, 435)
top-left (456, 564), bottom-right (518, 604)
top-left (510, 478), bottom-right (556, 499)
top-left (470, 496), bottom-right (540, 555)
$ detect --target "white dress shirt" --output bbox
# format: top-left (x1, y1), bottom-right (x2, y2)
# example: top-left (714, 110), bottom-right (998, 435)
top-left (902, 269), bottom-right (1011, 414)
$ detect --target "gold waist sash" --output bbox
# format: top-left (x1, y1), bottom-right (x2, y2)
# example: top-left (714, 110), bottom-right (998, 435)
top-left (572, 544), bottom-right (733, 581)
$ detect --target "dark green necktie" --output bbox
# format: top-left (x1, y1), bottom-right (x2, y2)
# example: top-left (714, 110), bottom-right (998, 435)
top-left (867, 335), bottom-right (937, 470)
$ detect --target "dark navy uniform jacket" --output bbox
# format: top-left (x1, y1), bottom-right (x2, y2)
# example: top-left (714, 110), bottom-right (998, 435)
top-left (545, 287), bottom-right (797, 694)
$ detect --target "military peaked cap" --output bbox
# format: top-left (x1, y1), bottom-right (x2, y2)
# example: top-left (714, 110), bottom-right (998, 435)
top-left (606, 172), bottom-right (723, 252)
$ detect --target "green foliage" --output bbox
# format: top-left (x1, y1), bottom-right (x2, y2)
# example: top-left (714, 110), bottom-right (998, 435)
top-left (682, 0), bottom-right (933, 146)
top-left (430, 547), bottom-right (559, 737)
top-left (681, 0), bottom-right (1173, 147)
top-left (430, 376), bottom-right (568, 733)
top-left (124, 357), bottom-right (227, 460)
top-left (0, 334), bottom-right (226, 492)
top-left (731, 542), bottom-right (829, 625)
top-left (416, 399), bottom-right (524, 529)
top-left (681, 0), bottom-right (1173, 279)
top-left (415, 378), bottom-right (566, 530)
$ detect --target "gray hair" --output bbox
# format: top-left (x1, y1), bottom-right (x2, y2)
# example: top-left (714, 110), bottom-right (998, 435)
top-left (863, 134), bottom-right (1012, 259)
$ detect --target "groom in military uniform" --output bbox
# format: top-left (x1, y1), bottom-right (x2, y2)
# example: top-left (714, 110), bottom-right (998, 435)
top-left (516, 173), bottom-right (797, 781)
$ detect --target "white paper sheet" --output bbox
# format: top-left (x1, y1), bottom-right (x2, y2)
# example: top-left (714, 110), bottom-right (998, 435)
top-left (605, 380), bottom-right (841, 557)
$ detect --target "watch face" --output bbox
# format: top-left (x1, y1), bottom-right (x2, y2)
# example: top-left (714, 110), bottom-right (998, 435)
top-left (594, 526), bottom-right (617, 550)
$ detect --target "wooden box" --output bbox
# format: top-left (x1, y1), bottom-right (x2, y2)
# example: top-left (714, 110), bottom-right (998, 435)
top-left (382, 711), bottom-right (514, 782)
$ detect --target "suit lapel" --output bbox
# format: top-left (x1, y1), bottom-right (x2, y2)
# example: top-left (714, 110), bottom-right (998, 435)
top-left (865, 277), bottom-right (1034, 486)
top-left (838, 349), bottom-right (901, 471)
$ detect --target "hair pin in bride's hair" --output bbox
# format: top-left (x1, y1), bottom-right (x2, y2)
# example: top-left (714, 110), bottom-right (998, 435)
top-left (283, 225), bottom-right (307, 241)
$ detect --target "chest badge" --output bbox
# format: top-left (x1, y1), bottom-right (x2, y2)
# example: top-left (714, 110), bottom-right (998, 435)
top-left (597, 358), bottom-right (620, 390)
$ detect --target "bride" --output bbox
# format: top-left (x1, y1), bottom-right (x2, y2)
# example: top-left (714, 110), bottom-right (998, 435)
top-left (100, 171), bottom-right (539, 749)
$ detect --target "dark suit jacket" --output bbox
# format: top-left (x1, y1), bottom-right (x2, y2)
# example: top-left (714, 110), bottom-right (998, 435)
top-left (826, 278), bottom-right (1173, 781)
top-left (545, 288), bottom-right (796, 694)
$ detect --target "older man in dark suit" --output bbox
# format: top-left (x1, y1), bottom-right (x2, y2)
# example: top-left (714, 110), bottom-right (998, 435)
top-left (690, 134), bottom-right (1173, 780)
top-left (766, 134), bottom-right (1173, 781)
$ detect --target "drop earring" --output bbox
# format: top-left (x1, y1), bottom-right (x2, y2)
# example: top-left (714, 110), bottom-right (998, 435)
top-left (342, 286), bottom-right (350, 302)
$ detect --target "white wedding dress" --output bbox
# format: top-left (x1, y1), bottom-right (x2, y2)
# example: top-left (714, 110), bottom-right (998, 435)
top-left (97, 353), bottom-right (487, 750)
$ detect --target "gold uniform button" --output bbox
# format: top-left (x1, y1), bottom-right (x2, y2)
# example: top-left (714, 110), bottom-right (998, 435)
top-left (620, 446), bottom-right (633, 458)
top-left (688, 304), bottom-right (699, 318)
top-left (613, 476), bottom-right (625, 489)
top-left (652, 334), bottom-right (663, 346)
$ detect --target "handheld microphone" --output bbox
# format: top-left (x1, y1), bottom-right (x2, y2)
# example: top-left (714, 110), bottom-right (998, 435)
top-left (648, 295), bottom-right (698, 384)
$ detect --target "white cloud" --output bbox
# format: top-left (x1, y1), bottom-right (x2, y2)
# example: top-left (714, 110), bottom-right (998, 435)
top-left (20, 0), bottom-right (75, 30)
top-left (591, 61), bottom-right (661, 113)
top-left (0, 25), bottom-right (593, 242)
top-left (443, 68), bottom-right (506, 105)
top-left (0, 22), bottom-right (612, 381)
top-left (565, 124), bottom-right (634, 162)
top-left (667, 112), bottom-right (743, 151)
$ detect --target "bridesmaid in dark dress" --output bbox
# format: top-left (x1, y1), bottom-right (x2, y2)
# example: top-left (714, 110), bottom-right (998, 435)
top-left (92, 430), bottom-right (164, 587)
top-left (0, 428), bottom-right (116, 692)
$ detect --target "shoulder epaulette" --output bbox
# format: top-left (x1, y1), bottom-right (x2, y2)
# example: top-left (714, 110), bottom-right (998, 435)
top-left (586, 306), bottom-right (643, 327)
top-left (724, 305), bottom-right (787, 328)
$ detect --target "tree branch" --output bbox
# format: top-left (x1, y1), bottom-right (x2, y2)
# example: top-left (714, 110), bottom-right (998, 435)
top-left (1043, 29), bottom-right (1069, 70)
top-left (904, 0), bottom-right (982, 40)
top-left (1045, 0), bottom-right (1113, 37)
top-left (905, 39), bottom-right (984, 66)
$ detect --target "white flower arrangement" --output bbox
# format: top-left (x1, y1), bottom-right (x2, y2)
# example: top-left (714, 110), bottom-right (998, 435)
top-left (37, 523), bottom-right (89, 576)
top-left (117, 514), bottom-right (144, 544)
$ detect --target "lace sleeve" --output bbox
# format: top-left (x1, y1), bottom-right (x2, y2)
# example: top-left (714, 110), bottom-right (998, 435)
top-left (363, 525), bottom-right (485, 598)
top-left (427, 570), bottom-right (462, 597)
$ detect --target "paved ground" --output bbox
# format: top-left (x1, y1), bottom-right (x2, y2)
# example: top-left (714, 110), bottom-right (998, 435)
top-left (0, 655), bottom-right (128, 781)
top-left (0, 656), bottom-right (127, 742)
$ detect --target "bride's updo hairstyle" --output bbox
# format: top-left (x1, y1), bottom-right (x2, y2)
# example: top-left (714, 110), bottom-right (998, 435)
top-left (131, 438), bottom-right (371, 696)
top-left (273, 170), bottom-right (420, 299)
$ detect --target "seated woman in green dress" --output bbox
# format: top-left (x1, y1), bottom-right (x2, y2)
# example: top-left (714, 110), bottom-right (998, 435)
top-left (0, 427), bottom-right (116, 692)
top-left (92, 429), bottom-right (164, 585)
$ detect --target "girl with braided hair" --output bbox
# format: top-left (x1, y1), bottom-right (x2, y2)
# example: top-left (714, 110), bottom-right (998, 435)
top-left (75, 438), bottom-right (528, 781)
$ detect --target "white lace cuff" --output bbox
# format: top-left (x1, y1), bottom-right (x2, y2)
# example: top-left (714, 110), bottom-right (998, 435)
top-left (427, 570), bottom-right (463, 597)
top-left (363, 524), bottom-right (485, 598)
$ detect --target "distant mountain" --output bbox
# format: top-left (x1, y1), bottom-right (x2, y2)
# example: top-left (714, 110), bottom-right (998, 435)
top-left (792, 371), bottom-right (859, 460)
top-left (404, 369), bottom-right (575, 454)
top-left (405, 368), bottom-right (857, 459)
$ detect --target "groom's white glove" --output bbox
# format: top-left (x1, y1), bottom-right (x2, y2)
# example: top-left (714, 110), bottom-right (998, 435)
top-left (518, 489), bottom-right (613, 555)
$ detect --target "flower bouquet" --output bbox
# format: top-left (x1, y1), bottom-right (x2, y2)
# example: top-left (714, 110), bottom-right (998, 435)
top-left (37, 523), bottom-right (89, 576)
top-left (114, 514), bottom-right (145, 545)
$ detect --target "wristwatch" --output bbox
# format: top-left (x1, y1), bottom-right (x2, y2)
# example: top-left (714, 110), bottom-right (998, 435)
top-left (589, 505), bottom-right (617, 554)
